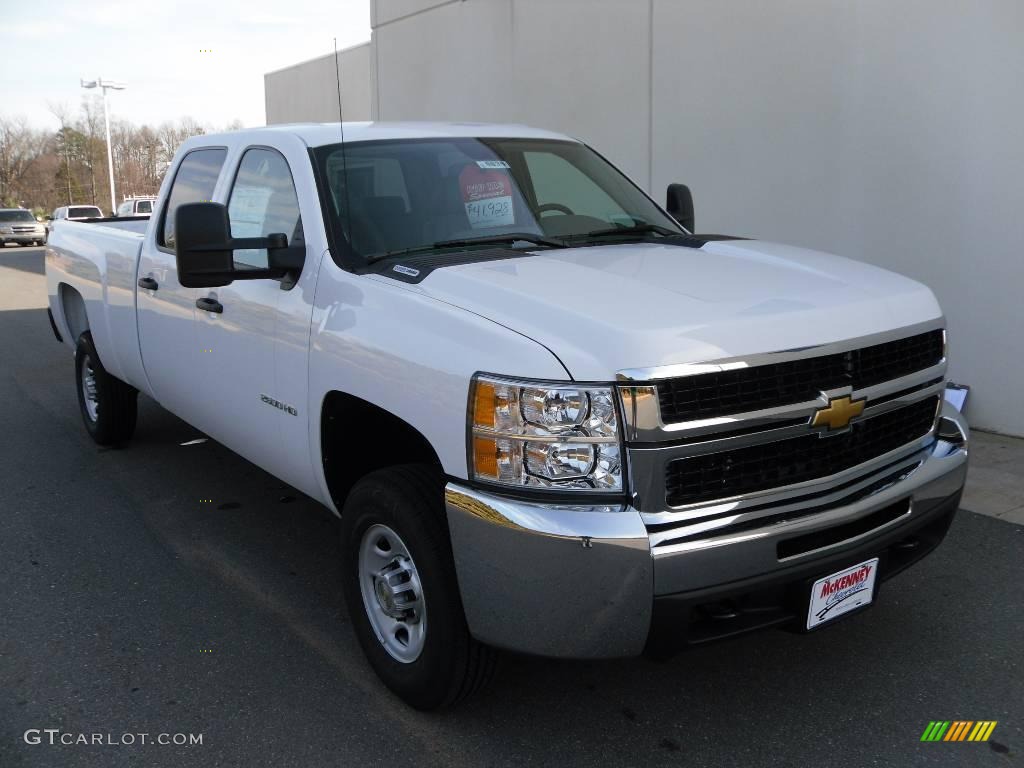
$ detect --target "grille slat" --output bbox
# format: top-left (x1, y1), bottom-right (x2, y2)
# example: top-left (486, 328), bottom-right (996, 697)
top-left (665, 396), bottom-right (939, 507)
top-left (658, 330), bottom-right (944, 423)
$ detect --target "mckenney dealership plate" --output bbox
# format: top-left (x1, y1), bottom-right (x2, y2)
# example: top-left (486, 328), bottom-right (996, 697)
top-left (807, 558), bottom-right (879, 629)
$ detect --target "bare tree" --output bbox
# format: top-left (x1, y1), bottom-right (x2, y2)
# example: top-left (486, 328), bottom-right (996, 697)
top-left (0, 116), bottom-right (48, 207)
top-left (0, 111), bottom-right (233, 211)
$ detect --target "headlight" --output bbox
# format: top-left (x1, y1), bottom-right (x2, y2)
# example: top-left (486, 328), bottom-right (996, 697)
top-left (468, 374), bottom-right (622, 492)
top-left (0, 227), bottom-right (12, 234)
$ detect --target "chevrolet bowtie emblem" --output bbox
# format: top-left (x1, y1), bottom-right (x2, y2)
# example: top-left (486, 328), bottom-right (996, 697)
top-left (812, 395), bottom-right (866, 431)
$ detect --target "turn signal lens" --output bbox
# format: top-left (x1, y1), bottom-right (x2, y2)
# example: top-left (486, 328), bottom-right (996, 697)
top-left (472, 381), bottom-right (496, 429)
top-left (472, 435), bottom-right (523, 483)
top-left (473, 435), bottom-right (499, 477)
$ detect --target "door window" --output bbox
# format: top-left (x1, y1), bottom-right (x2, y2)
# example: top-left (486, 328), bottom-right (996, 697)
top-left (159, 148), bottom-right (227, 248)
top-left (227, 148), bottom-right (302, 269)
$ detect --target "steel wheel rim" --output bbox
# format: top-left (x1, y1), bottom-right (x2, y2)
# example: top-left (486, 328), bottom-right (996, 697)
top-left (358, 523), bottom-right (427, 664)
top-left (81, 354), bottom-right (99, 422)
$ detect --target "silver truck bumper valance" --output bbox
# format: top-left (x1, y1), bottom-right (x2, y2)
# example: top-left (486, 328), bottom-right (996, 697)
top-left (445, 403), bottom-right (968, 659)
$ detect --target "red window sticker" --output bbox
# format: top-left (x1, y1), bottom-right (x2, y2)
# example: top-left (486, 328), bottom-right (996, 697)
top-left (459, 164), bottom-right (515, 229)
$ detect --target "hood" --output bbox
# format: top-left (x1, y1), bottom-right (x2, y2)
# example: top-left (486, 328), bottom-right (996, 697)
top-left (416, 239), bottom-right (942, 381)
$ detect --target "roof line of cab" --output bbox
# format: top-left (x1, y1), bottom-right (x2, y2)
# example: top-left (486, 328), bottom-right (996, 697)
top-left (188, 121), bottom-right (578, 149)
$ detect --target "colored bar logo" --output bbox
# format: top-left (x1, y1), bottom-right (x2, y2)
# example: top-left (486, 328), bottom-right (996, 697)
top-left (921, 721), bottom-right (997, 742)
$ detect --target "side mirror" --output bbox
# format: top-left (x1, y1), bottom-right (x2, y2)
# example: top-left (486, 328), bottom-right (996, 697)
top-left (666, 183), bottom-right (695, 232)
top-left (174, 202), bottom-right (236, 288)
top-left (174, 202), bottom-right (304, 288)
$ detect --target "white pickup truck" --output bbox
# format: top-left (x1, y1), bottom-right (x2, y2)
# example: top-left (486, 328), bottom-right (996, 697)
top-left (46, 122), bottom-right (969, 709)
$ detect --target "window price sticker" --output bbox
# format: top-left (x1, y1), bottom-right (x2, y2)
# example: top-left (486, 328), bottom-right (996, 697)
top-left (460, 164), bottom-right (515, 229)
top-left (465, 197), bottom-right (513, 228)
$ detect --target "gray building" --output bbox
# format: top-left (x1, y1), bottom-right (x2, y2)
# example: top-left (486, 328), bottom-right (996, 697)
top-left (265, 0), bottom-right (1024, 437)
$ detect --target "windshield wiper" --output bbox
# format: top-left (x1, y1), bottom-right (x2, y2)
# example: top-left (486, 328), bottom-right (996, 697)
top-left (370, 233), bottom-right (566, 262)
top-left (564, 222), bottom-right (681, 242)
top-left (432, 233), bottom-right (567, 250)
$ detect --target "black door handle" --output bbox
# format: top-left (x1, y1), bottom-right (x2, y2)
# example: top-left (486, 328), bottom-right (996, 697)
top-left (196, 297), bottom-right (223, 314)
top-left (138, 276), bottom-right (159, 291)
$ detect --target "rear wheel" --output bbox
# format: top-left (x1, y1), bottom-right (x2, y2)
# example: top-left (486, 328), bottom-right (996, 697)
top-left (340, 465), bottom-right (497, 709)
top-left (75, 332), bottom-right (138, 446)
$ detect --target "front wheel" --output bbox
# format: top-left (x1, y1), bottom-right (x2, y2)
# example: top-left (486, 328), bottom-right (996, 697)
top-left (340, 465), bottom-right (497, 709)
top-left (75, 332), bottom-right (138, 446)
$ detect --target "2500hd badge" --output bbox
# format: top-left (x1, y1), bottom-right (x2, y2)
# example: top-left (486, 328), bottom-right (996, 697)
top-left (260, 394), bottom-right (298, 416)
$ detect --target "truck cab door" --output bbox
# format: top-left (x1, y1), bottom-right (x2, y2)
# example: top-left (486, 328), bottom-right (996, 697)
top-left (137, 147), bottom-right (227, 424)
top-left (190, 146), bottom-right (318, 495)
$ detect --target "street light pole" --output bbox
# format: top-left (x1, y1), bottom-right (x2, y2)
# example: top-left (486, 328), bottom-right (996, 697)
top-left (80, 77), bottom-right (126, 215)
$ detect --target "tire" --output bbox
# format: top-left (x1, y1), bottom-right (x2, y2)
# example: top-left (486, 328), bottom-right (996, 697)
top-left (340, 464), bottom-right (497, 710)
top-left (75, 332), bottom-right (138, 446)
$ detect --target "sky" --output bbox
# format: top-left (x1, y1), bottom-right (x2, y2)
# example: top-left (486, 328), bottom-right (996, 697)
top-left (0, 0), bottom-right (371, 131)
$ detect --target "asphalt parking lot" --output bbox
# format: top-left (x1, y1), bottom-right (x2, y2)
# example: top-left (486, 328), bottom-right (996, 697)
top-left (0, 243), bottom-right (1021, 767)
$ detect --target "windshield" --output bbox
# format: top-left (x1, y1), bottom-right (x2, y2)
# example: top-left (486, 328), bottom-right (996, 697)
top-left (0, 210), bottom-right (36, 223)
top-left (69, 206), bottom-right (102, 218)
top-left (313, 138), bottom-right (682, 261)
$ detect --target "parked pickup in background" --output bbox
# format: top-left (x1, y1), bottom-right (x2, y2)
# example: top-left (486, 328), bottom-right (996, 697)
top-left (116, 196), bottom-right (158, 217)
top-left (45, 122), bottom-right (969, 709)
top-left (47, 205), bottom-right (104, 237)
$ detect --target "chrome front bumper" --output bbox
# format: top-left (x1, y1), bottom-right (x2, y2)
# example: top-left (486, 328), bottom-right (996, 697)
top-left (445, 403), bottom-right (969, 659)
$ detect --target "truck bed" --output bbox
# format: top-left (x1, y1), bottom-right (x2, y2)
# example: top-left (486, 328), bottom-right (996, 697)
top-left (45, 219), bottom-right (151, 395)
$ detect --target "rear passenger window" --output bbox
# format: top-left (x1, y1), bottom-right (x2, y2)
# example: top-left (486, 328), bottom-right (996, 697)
top-left (160, 148), bottom-right (227, 248)
top-left (227, 148), bottom-right (302, 269)
top-left (137, 200), bottom-right (152, 214)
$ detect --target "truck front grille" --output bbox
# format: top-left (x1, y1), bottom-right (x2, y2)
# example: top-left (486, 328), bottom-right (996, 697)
top-left (664, 395), bottom-right (939, 507)
top-left (656, 329), bottom-right (944, 423)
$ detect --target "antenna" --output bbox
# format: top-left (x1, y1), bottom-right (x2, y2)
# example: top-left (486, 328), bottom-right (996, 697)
top-left (333, 38), bottom-right (352, 242)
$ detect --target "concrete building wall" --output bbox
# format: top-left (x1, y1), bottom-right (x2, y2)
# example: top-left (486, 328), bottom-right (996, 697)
top-left (267, 0), bottom-right (1024, 436)
top-left (264, 43), bottom-right (373, 125)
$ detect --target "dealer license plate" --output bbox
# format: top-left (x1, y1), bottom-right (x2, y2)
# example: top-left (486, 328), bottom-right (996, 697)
top-left (807, 558), bottom-right (879, 629)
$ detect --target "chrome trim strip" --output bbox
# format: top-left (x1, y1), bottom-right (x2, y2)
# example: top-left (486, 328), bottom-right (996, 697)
top-left (620, 352), bottom-right (946, 444)
top-left (628, 423), bottom-right (939, 514)
top-left (651, 438), bottom-right (964, 560)
top-left (469, 428), bottom-right (618, 445)
top-left (616, 318), bottom-right (945, 382)
top-left (645, 454), bottom-right (925, 547)
top-left (623, 360), bottom-right (945, 444)
top-left (635, 388), bottom-right (940, 462)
